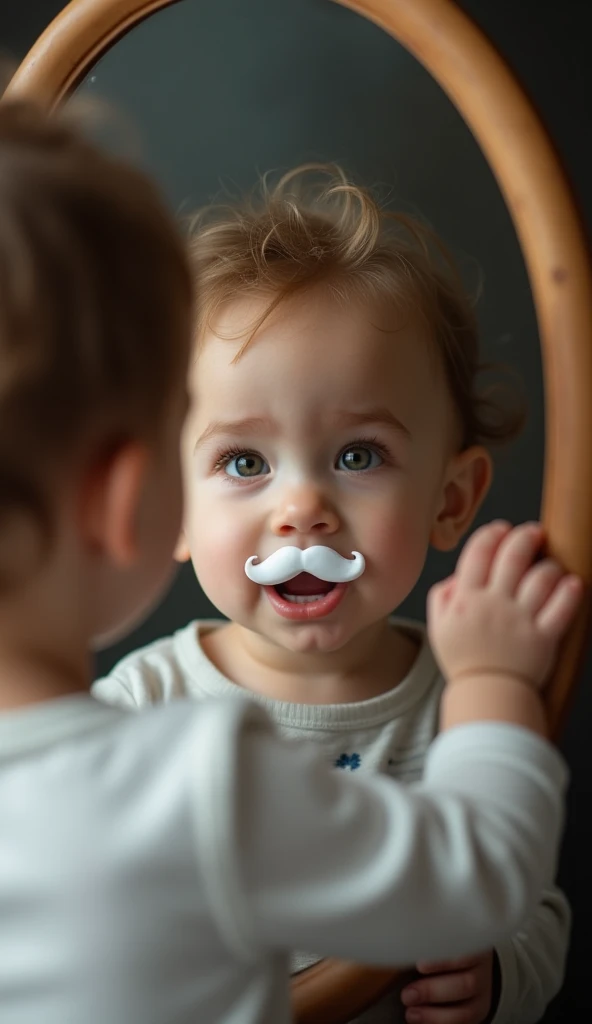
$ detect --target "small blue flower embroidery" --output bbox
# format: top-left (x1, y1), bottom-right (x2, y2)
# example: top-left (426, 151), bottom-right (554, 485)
top-left (334, 753), bottom-right (361, 771)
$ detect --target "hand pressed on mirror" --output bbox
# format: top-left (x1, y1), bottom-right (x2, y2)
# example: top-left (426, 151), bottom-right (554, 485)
top-left (429, 521), bottom-right (582, 734)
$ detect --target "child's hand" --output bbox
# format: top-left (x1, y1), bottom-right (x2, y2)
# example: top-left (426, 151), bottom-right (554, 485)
top-left (401, 952), bottom-right (494, 1024)
top-left (428, 520), bottom-right (583, 691)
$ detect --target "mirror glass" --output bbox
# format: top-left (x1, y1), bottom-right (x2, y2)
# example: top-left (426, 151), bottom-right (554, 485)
top-left (69, 0), bottom-right (542, 675)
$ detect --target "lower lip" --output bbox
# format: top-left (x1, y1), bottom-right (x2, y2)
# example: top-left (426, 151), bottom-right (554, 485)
top-left (263, 583), bottom-right (348, 620)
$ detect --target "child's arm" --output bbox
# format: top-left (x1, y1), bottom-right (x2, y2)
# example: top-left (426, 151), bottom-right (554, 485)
top-left (191, 521), bottom-right (579, 967)
top-left (395, 520), bottom-right (576, 1024)
top-left (201, 694), bottom-right (565, 969)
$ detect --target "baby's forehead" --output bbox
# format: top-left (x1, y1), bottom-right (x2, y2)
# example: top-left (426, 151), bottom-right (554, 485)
top-left (199, 290), bottom-right (443, 377)
top-left (197, 287), bottom-right (435, 361)
top-left (191, 294), bottom-right (454, 435)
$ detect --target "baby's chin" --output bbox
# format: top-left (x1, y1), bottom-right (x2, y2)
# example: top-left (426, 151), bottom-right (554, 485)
top-left (261, 617), bottom-right (361, 656)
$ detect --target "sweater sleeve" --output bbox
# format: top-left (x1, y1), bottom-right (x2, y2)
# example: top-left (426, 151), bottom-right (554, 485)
top-left (191, 703), bottom-right (568, 968)
top-left (92, 671), bottom-right (140, 709)
top-left (92, 656), bottom-right (180, 708)
top-left (491, 884), bottom-right (571, 1023)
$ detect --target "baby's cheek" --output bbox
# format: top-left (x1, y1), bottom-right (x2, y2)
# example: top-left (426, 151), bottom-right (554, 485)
top-left (365, 507), bottom-right (431, 584)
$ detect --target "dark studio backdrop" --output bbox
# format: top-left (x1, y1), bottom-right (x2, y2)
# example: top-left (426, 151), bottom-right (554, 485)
top-left (2, 1), bottom-right (591, 1018)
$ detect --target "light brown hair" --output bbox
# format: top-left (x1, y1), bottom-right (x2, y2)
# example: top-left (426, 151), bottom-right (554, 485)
top-left (0, 99), bottom-right (192, 581)
top-left (189, 163), bottom-right (522, 449)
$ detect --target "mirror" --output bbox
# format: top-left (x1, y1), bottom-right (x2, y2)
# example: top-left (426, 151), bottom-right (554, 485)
top-left (65, 0), bottom-right (542, 678)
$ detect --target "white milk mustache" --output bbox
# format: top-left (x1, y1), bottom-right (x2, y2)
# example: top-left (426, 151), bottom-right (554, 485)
top-left (244, 545), bottom-right (365, 586)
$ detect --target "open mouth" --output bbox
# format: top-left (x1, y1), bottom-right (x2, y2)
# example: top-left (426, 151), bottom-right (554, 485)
top-left (263, 573), bottom-right (347, 620)
top-left (277, 573), bottom-right (336, 603)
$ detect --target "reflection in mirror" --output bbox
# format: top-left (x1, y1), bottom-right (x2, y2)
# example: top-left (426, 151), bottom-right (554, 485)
top-left (76, 0), bottom-right (541, 683)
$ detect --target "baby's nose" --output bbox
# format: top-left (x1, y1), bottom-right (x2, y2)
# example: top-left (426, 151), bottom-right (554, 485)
top-left (270, 486), bottom-right (340, 537)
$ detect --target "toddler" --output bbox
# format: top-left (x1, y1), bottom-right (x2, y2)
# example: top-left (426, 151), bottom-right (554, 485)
top-left (95, 166), bottom-right (574, 1024)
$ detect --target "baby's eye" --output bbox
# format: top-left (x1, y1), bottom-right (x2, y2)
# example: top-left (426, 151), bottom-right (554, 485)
top-left (225, 452), bottom-right (270, 478)
top-left (337, 445), bottom-right (383, 472)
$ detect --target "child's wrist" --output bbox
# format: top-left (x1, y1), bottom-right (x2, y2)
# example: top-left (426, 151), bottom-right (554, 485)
top-left (440, 671), bottom-right (547, 737)
top-left (445, 666), bottom-right (538, 690)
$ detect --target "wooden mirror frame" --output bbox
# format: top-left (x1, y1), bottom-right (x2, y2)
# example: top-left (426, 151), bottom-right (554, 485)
top-left (6, 1), bottom-right (592, 1021)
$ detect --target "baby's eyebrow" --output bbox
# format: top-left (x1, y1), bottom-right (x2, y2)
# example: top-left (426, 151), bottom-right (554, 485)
top-left (194, 416), bottom-right (275, 450)
top-left (335, 408), bottom-right (412, 439)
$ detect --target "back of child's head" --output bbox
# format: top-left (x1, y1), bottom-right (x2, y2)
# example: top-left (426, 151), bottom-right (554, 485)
top-left (189, 163), bottom-right (522, 451)
top-left (0, 100), bottom-right (192, 583)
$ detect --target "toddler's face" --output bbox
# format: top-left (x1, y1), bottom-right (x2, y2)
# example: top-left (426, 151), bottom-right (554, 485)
top-left (179, 288), bottom-right (470, 655)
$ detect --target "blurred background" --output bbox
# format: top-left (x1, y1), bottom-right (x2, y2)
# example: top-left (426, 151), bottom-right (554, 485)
top-left (2, 1), bottom-right (591, 1016)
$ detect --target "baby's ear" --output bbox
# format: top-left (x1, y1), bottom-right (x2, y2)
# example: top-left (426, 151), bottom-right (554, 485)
top-left (174, 530), bottom-right (191, 563)
top-left (430, 446), bottom-right (492, 552)
top-left (78, 441), bottom-right (151, 567)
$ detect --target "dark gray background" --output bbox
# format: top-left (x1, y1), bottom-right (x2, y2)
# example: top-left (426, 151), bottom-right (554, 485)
top-left (2, 2), bottom-right (591, 1017)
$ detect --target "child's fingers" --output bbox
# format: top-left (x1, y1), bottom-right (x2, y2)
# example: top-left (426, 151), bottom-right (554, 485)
top-left (515, 559), bottom-right (564, 616)
top-left (427, 579), bottom-right (455, 625)
top-left (455, 521), bottom-right (511, 588)
top-left (536, 575), bottom-right (584, 638)
top-left (401, 965), bottom-right (479, 1007)
top-left (488, 522), bottom-right (544, 594)
top-left (427, 577), bottom-right (455, 621)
